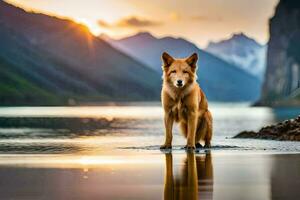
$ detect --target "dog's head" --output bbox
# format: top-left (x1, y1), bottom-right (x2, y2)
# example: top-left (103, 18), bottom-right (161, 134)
top-left (162, 52), bottom-right (198, 88)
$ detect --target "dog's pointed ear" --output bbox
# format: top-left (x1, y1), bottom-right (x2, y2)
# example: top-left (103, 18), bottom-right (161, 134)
top-left (186, 53), bottom-right (198, 69)
top-left (162, 52), bottom-right (174, 69)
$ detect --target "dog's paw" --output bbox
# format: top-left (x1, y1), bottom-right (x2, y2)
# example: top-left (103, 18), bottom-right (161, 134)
top-left (160, 144), bottom-right (172, 150)
top-left (195, 143), bottom-right (203, 149)
top-left (184, 145), bottom-right (195, 151)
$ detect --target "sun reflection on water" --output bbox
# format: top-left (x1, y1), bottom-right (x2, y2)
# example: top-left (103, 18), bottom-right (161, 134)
top-left (0, 154), bottom-right (163, 168)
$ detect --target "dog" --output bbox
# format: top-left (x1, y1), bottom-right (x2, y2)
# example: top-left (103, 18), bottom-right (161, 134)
top-left (160, 52), bottom-right (212, 150)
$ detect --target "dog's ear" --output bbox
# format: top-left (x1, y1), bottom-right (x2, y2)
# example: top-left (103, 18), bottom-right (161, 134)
top-left (186, 53), bottom-right (198, 70)
top-left (162, 52), bottom-right (174, 69)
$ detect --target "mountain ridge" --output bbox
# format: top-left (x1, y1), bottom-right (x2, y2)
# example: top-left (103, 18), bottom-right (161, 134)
top-left (0, 1), bottom-right (162, 105)
top-left (103, 32), bottom-right (261, 102)
top-left (205, 33), bottom-right (266, 79)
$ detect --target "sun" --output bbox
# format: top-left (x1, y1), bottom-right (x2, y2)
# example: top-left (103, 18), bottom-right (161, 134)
top-left (75, 18), bottom-right (102, 36)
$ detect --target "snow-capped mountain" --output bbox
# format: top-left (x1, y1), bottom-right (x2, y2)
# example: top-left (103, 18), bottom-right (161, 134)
top-left (102, 32), bottom-right (262, 102)
top-left (205, 33), bottom-right (267, 80)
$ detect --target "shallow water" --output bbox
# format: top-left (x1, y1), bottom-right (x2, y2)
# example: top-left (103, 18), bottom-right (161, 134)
top-left (0, 152), bottom-right (299, 200)
top-left (0, 103), bottom-right (299, 154)
top-left (0, 103), bottom-right (299, 199)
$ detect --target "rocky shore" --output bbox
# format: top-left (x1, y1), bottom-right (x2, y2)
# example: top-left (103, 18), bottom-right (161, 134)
top-left (234, 116), bottom-right (300, 141)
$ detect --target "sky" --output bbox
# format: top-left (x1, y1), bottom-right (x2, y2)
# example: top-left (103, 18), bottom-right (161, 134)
top-left (5, 0), bottom-right (279, 47)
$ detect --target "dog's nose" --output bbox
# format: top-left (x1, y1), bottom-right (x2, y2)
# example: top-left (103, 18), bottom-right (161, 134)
top-left (176, 80), bottom-right (183, 86)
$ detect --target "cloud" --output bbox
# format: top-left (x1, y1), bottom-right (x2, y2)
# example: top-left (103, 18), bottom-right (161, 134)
top-left (97, 20), bottom-right (111, 28)
top-left (98, 16), bottom-right (162, 29)
top-left (117, 16), bottom-right (161, 27)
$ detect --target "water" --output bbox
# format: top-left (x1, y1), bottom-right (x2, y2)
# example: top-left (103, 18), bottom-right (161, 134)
top-left (0, 103), bottom-right (299, 200)
top-left (0, 103), bottom-right (299, 154)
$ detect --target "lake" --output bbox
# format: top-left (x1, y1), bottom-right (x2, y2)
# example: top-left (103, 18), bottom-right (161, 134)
top-left (0, 103), bottom-right (299, 199)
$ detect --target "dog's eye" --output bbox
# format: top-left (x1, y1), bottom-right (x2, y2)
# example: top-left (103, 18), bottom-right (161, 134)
top-left (170, 70), bottom-right (176, 74)
top-left (183, 70), bottom-right (188, 73)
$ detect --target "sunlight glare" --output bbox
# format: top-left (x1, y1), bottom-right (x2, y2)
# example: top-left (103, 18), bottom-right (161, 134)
top-left (75, 17), bottom-right (102, 36)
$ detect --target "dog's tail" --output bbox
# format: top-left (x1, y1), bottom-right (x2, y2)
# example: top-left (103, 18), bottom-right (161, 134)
top-left (204, 110), bottom-right (213, 147)
top-left (196, 110), bottom-right (213, 146)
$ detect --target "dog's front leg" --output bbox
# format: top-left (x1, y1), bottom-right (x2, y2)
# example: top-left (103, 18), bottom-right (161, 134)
top-left (160, 112), bottom-right (174, 149)
top-left (186, 109), bottom-right (197, 149)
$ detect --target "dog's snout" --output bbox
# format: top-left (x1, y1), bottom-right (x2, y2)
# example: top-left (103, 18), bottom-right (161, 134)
top-left (176, 80), bottom-right (183, 87)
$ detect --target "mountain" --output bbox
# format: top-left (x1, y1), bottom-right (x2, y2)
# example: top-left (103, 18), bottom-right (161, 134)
top-left (103, 32), bottom-right (261, 102)
top-left (258, 0), bottom-right (300, 106)
top-left (0, 1), bottom-right (161, 105)
top-left (205, 33), bottom-right (266, 80)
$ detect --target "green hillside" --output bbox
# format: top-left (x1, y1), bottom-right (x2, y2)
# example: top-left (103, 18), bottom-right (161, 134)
top-left (0, 1), bottom-right (161, 105)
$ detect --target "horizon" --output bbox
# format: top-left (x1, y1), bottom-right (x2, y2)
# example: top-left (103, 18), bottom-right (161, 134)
top-left (4, 0), bottom-right (278, 48)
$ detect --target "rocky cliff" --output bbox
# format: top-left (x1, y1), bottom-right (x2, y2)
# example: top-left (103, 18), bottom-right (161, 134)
top-left (260, 0), bottom-right (300, 106)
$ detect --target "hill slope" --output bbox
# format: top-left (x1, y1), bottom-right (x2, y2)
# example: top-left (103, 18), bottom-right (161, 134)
top-left (0, 1), bottom-right (161, 105)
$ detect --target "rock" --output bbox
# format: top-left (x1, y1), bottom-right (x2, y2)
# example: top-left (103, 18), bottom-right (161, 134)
top-left (258, 0), bottom-right (300, 106)
top-left (233, 131), bottom-right (257, 138)
top-left (234, 115), bottom-right (300, 141)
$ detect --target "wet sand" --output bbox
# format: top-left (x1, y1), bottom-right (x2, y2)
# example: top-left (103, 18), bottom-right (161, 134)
top-left (0, 151), bottom-right (299, 200)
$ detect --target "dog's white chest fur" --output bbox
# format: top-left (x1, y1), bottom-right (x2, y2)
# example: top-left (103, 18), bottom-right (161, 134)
top-left (172, 98), bottom-right (188, 122)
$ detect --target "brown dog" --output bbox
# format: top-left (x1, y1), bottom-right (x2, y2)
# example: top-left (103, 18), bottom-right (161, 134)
top-left (160, 52), bottom-right (212, 150)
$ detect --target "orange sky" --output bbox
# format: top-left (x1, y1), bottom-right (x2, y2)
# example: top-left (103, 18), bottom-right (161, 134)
top-left (5, 0), bottom-right (279, 47)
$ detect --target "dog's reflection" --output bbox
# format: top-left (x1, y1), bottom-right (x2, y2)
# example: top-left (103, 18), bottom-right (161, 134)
top-left (164, 152), bottom-right (213, 200)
